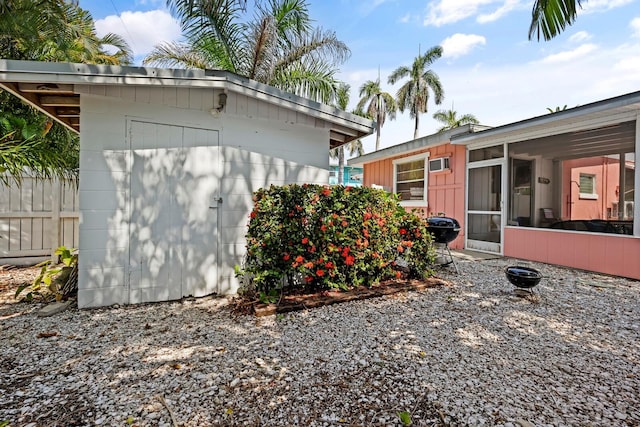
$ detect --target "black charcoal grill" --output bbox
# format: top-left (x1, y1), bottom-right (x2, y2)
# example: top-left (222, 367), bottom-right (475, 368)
top-left (426, 216), bottom-right (461, 273)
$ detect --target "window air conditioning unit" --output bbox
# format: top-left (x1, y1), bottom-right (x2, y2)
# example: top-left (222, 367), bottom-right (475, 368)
top-left (429, 157), bottom-right (450, 172)
top-left (611, 201), bottom-right (634, 219)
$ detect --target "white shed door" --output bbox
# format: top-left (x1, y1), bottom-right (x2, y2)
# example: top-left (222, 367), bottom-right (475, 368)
top-left (128, 121), bottom-right (220, 304)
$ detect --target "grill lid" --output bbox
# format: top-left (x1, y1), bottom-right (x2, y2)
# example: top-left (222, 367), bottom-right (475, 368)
top-left (426, 216), bottom-right (460, 230)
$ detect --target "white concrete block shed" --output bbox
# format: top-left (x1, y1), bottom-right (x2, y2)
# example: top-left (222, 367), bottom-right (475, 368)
top-left (0, 60), bottom-right (374, 308)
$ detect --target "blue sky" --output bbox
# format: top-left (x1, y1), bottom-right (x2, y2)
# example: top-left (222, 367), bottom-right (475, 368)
top-left (82, 0), bottom-right (640, 153)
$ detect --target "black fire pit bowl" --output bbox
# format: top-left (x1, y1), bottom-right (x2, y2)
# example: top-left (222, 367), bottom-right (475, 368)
top-left (505, 266), bottom-right (542, 289)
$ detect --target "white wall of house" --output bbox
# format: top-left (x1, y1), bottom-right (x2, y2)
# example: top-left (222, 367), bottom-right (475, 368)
top-left (77, 86), bottom-right (329, 308)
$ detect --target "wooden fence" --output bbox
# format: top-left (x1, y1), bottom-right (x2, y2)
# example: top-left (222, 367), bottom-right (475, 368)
top-left (0, 176), bottom-right (79, 264)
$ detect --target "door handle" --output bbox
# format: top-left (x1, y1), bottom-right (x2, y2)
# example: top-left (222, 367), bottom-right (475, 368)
top-left (209, 197), bottom-right (223, 209)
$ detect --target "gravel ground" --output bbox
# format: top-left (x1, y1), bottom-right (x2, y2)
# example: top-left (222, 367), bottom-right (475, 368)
top-left (1, 257), bottom-right (639, 427)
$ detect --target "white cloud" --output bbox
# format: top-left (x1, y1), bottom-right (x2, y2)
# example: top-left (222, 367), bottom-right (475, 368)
top-left (95, 10), bottom-right (181, 59)
top-left (477, 0), bottom-right (520, 23)
top-left (540, 43), bottom-right (598, 63)
top-left (631, 17), bottom-right (640, 37)
top-left (568, 31), bottom-right (592, 43)
top-left (441, 33), bottom-right (487, 59)
top-left (581, 0), bottom-right (634, 14)
top-left (614, 55), bottom-right (640, 71)
top-left (423, 0), bottom-right (526, 26)
top-left (424, 0), bottom-right (496, 27)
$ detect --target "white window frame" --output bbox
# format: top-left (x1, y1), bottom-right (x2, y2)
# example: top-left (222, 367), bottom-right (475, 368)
top-left (393, 152), bottom-right (429, 207)
top-left (579, 173), bottom-right (598, 200)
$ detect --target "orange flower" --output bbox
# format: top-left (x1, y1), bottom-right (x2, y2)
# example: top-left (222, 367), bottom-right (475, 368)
top-left (341, 220), bottom-right (348, 227)
top-left (316, 269), bottom-right (325, 277)
top-left (295, 255), bottom-right (304, 263)
top-left (345, 255), bottom-right (355, 266)
top-left (363, 212), bottom-right (372, 220)
top-left (302, 237), bottom-right (309, 244)
top-left (395, 271), bottom-right (402, 279)
top-left (320, 224), bottom-right (327, 232)
top-left (304, 262), bottom-right (314, 269)
top-left (397, 245), bottom-right (404, 253)
top-left (322, 187), bottom-right (331, 196)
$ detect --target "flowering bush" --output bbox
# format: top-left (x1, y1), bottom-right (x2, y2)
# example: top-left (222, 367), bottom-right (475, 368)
top-left (240, 184), bottom-right (435, 295)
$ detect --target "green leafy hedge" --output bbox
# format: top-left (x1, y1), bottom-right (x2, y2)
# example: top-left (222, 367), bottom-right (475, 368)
top-left (239, 184), bottom-right (436, 295)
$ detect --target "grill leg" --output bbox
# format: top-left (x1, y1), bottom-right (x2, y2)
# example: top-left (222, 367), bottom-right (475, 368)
top-left (444, 244), bottom-right (459, 274)
top-left (437, 243), bottom-right (459, 274)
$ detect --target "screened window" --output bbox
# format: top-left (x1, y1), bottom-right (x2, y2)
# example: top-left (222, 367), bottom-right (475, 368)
top-left (394, 155), bottom-right (427, 203)
top-left (579, 174), bottom-right (597, 199)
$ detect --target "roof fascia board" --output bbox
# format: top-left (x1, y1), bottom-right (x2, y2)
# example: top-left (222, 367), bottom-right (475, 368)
top-left (452, 92), bottom-right (640, 146)
top-left (0, 60), bottom-right (374, 134)
top-left (348, 124), bottom-right (484, 166)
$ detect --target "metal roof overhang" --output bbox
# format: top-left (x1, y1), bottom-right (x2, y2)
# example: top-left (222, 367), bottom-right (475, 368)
top-left (348, 124), bottom-right (492, 166)
top-left (450, 91), bottom-right (640, 160)
top-left (0, 60), bottom-right (374, 149)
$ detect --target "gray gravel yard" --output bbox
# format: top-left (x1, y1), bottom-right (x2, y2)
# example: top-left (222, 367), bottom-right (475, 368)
top-left (1, 257), bottom-right (639, 426)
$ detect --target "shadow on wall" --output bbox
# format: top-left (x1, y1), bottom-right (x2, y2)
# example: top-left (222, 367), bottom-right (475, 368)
top-left (82, 137), bottom-right (328, 307)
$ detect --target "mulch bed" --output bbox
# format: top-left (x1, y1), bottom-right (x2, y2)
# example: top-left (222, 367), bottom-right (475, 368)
top-left (235, 277), bottom-right (450, 317)
top-left (3, 266), bottom-right (451, 317)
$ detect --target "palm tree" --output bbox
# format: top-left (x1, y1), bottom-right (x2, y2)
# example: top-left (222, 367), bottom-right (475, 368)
top-left (146, 0), bottom-right (350, 104)
top-left (433, 106), bottom-right (479, 132)
top-left (0, 1), bottom-right (131, 185)
top-left (388, 46), bottom-right (444, 140)
top-left (529, 0), bottom-right (583, 41)
top-left (0, 1), bottom-right (131, 63)
top-left (329, 83), bottom-right (364, 184)
top-left (356, 79), bottom-right (396, 151)
top-left (546, 105), bottom-right (568, 113)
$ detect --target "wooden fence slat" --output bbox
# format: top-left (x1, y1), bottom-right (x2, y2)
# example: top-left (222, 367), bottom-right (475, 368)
top-left (1, 175), bottom-right (79, 262)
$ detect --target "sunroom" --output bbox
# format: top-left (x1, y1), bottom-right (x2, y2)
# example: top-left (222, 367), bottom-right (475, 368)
top-left (452, 91), bottom-right (640, 280)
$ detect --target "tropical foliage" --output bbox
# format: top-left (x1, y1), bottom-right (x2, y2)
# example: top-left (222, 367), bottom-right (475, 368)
top-left (356, 78), bottom-right (396, 151)
top-left (433, 106), bottom-right (479, 132)
top-left (0, 0), bottom-right (131, 185)
top-left (239, 184), bottom-right (435, 296)
top-left (388, 46), bottom-right (444, 140)
top-left (147, 0), bottom-right (350, 104)
top-left (0, 0), bottom-right (132, 63)
top-left (0, 93), bottom-right (79, 186)
top-left (546, 105), bottom-right (568, 113)
top-left (529, 0), bottom-right (583, 41)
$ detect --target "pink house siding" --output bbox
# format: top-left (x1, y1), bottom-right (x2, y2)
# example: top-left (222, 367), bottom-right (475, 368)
top-left (362, 143), bottom-right (467, 249)
top-left (504, 227), bottom-right (640, 280)
top-left (562, 157), bottom-right (622, 220)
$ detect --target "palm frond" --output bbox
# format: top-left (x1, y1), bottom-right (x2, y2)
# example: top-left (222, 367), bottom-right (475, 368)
top-left (529, 0), bottom-right (583, 41)
top-left (143, 41), bottom-right (213, 69)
